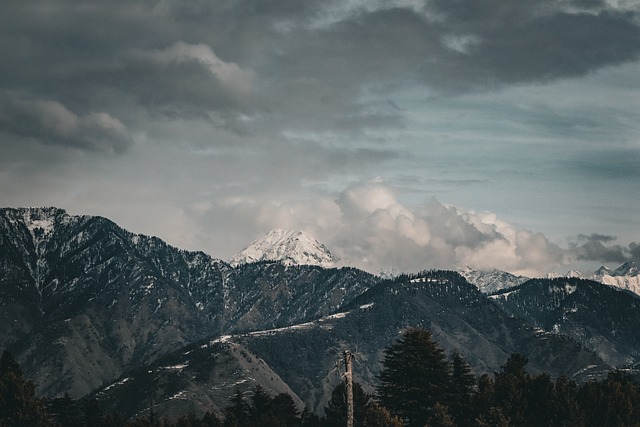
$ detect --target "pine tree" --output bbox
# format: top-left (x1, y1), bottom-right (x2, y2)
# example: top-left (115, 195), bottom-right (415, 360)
top-left (449, 352), bottom-right (476, 427)
top-left (376, 327), bottom-right (451, 427)
top-left (323, 381), bottom-right (371, 427)
top-left (552, 376), bottom-right (583, 427)
top-left (492, 354), bottom-right (529, 426)
top-left (249, 384), bottom-right (274, 424)
top-left (224, 388), bottom-right (250, 427)
top-left (271, 393), bottom-right (300, 427)
top-left (0, 350), bottom-right (51, 426)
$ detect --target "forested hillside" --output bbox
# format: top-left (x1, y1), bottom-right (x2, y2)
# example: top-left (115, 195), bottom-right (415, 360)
top-left (2, 329), bottom-right (640, 426)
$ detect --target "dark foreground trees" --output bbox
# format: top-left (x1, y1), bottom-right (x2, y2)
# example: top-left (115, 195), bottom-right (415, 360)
top-left (375, 327), bottom-right (640, 427)
top-left (0, 350), bottom-right (50, 426)
top-left (3, 334), bottom-right (640, 427)
top-left (377, 327), bottom-right (451, 426)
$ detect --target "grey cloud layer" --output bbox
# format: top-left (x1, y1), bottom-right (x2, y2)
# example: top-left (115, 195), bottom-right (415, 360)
top-left (571, 234), bottom-right (640, 264)
top-left (2, 0), bottom-right (639, 275)
top-left (2, 0), bottom-right (639, 145)
top-left (0, 98), bottom-right (132, 153)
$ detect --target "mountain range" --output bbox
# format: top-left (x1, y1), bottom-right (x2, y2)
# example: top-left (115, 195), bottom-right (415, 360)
top-left (1, 207), bottom-right (639, 420)
top-left (461, 262), bottom-right (640, 297)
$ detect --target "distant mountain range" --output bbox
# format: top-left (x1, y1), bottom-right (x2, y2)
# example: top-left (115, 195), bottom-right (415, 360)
top-left (1, 207), bottom-right (639, 420)
top-left (460, 262), bottom-right (640, 297)
top-left (230, 226), bottom-right (640, 297)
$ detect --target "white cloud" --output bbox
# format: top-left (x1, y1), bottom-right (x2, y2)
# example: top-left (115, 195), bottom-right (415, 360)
top-left (131, 42), bottom-right (255, 103)
top-left (209, 179), bottom-right (567, 276)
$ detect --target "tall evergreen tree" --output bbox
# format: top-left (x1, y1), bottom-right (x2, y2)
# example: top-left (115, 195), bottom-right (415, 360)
top-left (492, 354), bottom-right (529, 426)
top-left (224, 388), bottom-right (250, 427)
top-left (449, 351), bottom-right (476, 427)
top-left (323, 381), bottom-right (371, 427)
top-left (376, 327), bottom-right (450, 427)
top-left (0, 350), bottom-right (51, 426)
top-left (551, 376), bottom-right (583, 427)
top-left (249, 384), bottom-right (276, 425)
top-left (271, 393), bottom-right (300, 427)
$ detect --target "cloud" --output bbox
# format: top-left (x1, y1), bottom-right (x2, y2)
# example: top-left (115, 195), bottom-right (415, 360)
top-left (212, 180), bottom-right (567, 276)
top-left (124, 42), bottom-right (255, 112)
top-left (2, 0), bottom-right (639, 140)
top-left (569, 233), bottom-right (639, 263)
top-left (1, 0), bottom-right (638, 277)
top-left (0, 98), bottom-right (132, 153)
top-left (422, 1), bottom-right (640, 90)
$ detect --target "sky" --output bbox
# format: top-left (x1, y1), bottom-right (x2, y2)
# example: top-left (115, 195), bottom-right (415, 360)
top-left (1, 0), bottom-right (639, 277)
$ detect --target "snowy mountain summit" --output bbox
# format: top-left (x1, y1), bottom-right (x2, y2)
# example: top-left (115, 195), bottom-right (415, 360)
top-left (547, 261), bottom-right (640, 296)
top-left (229, 228), bottom-right (338, 268)
top-left (458, 265), bottom-right (530, 294)
top-left (591, 261), bottom-right (640, 296)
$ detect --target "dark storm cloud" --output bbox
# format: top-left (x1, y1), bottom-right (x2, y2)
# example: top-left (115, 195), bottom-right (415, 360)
top-left (424, 0), bottom-right (640, 90)
top-left (0, 97), bottom-right (132, 153)
top-left (1, 0), bottom-right (638, 149)
top-left (570, 234), bottom-right (639, 263)
top-left (3, 0), bottom-right (638, 139)
top-left (630, 243), bottom-right (640, 261)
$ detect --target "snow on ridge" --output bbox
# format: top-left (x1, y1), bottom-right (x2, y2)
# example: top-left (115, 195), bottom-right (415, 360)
top-left (18, 207), bottom-right (65, 237)
top-left (458, 265), bottom-right (529, 294)
top-left (547, 261), bottom-right (640, 296)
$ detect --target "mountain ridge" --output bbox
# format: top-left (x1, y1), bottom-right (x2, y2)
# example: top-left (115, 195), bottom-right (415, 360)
top-left (1, 206), bottom-right (638, 419)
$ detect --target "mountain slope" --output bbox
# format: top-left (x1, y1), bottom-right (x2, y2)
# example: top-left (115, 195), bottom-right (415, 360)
top-left (237, 271), bottom-right (608, 413)
top-left (94, 337), bottom-right (303, 420)
top-left (490, 277), bottom-right (640, 367)
top-left (94, 271), bottom-right (609, 417)
top-left (2, 207), bottom-right (636, 420)
top-left (229, 228), bottom-right (338, 267)
top-left (0, 208), bottom-right (378, 399)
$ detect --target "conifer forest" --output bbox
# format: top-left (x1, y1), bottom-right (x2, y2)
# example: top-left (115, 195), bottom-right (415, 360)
top-left (2, 328), bottom-right (640, 427)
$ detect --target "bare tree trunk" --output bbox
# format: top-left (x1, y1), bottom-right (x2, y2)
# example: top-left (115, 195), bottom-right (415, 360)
top-left (344, 350), bottom-right (354, 427)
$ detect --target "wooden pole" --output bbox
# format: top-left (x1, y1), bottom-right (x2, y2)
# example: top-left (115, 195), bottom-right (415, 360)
top-left (344, 350), bottom-right (354, 427)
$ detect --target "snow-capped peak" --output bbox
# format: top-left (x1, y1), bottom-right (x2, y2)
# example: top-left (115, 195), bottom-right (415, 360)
top-left (594, 265), bottom-right (612, 276)
top-left (229, 228), bottom-right (338, 268)
top-left (612, 261), bottom-right (638, 277)
top-left (458, 265), bottom-right (530, 294)
top-left (566, 262), bottom-right (640, 296)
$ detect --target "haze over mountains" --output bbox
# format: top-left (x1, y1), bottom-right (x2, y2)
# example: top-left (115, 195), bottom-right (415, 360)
top-left (234, 226), bottom-right (640, 297)
top-left (1, 207), bottom-right (639, 419)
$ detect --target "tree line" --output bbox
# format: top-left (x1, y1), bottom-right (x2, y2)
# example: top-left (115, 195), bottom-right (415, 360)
top-left (2, 327), bottom-right (640, 426)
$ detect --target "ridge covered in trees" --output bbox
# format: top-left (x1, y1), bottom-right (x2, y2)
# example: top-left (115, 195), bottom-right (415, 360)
top-left (3, 327), bottom-right (640, 426)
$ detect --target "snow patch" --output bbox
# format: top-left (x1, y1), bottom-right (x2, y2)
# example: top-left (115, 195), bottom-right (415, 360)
top-left (102, 377), bottom-right (131, 392)
top-left (162, 363), bottom-right (189, 370)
